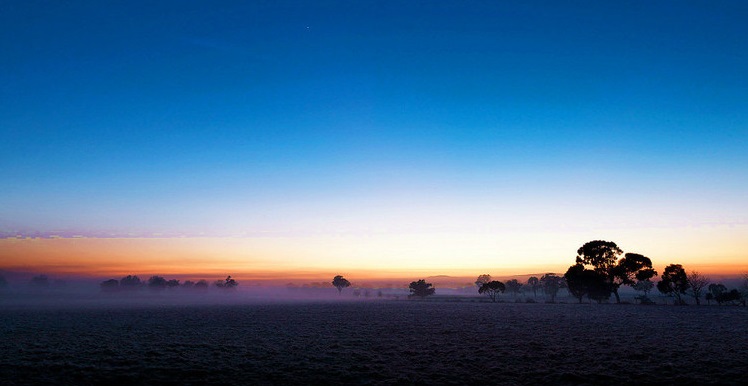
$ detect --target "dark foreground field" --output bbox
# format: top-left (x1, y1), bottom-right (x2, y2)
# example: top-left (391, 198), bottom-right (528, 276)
top-left (1, 301), bottom-right (747, 385)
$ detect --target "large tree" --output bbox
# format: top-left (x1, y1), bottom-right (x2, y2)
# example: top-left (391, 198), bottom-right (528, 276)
top-left (686, 271), bottom-right (709, 305)
top-left (564, 264), bottom-right (609, 303)
top-left (576, 240), bottom-right (623, 273)
top-left (657, 264), bottom-right (690, 305)
top-left (478, 280), bottom-right (505, 302)
top-left (409, 279), bottom-right (435, 299)
top-left (576, 241), bottom-right (656, 303)
top-left (608, 253), bottom-right (658, 303)
top-left (332, 275), bottom-right (351, 294)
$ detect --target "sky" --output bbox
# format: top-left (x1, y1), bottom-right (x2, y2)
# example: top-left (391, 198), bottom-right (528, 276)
top-left (1, 1), bottom-right (747, 281)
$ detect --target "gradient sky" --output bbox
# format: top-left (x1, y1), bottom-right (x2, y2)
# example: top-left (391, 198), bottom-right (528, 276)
top-left (1, 1), bottom-right (747, 279)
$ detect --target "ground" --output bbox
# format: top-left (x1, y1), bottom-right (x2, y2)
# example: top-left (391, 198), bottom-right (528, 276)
top-left (1, 301), bottom-right (746, 385)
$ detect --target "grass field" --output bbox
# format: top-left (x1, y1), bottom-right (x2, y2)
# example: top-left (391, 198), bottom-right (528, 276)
top-left (1, 301), bottom-right (746, 385)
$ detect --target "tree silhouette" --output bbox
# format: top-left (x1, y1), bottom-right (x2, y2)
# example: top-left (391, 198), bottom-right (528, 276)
top-left (182, 280), bottom-right (195, 289)
top-left (576, 240), bottom-right (623, 273)
top-left (686, 271), bottom-right (709, 305)
top-left (194, 280), bottom-right (209, 290)
top-left (527, 276), bottom-right (540, 298)
top-left (657, 264), bottom-right (689, 305)
top-left (148, 276), bottom-right (168, 290)
top-left (576, 242), bottom-right (655, 303)
top-left (708, 283), bottom-right (727, 305)
top-left (408, 279), bottom-right (435, 299)
top-left (633, 279), bottom-right (655, 303)
top-left (504, 279), bottom-right (523, 298)
top-left (100, 279), bottom-right (119, 292)
top-left (166, 279), bottom-right (180, 288)
top-left (475, 274), bottom-right (492, 288)
top-left (609, 253), bottom-right (657, 303)
top-left (120, 275), bottom-right (142, 290)
top-left (540, 273), bottom-right (563, 302)
top-left (715, 289), bottom-right (742, 305)
top-left (332, 275), bottom-right (351, 294)
top-left (564, 264), bottom-right (609, 303)
top-left (478, 280), bottom-right (505, 302)
top-left (215, 276), bottom-right (238, 289)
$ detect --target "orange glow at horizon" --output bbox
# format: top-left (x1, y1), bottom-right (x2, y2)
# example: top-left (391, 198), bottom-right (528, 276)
top-left (2, 227), bottom-right (747, 283)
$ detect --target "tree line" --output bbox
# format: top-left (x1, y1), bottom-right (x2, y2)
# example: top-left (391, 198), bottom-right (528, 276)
top-left (3, 239), bottom-right (746, 305)
top-left (99, 275), bottom-right (238, 292)
top-left (469, 240), bottom-right (748, 305)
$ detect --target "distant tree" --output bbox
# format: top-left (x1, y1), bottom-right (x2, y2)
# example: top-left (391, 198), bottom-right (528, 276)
top-left (527, 276), bottom-right (540, 298)
top-left (224, 276), bottom-right (238, 289)
top-left (215, 276), bottom-right (238, 289)
top-left (182, 280), bottom-right (195, 289)
top-left (686, 271), bottom-right (709, 305)
top-left (148, 276), bottom-right (168, 290)
top-left (705, 292), bottom-right (714, 305)
top-left (194, 280), bottom-right (209, 290)
top-left (633, 279), bottom-right (654, 296)
top-left (100, 279), bottom-right (119, 292)
top-left (741, 273), bottom-right (748, 306)
top-left (657, 264), bottom-right (690, 305)
top-left (564, 264), bottom-right (609, 303)
top-left (475, 274), bottom-right (492, 288)
top-left (409, 279), bottom-right (435, 299)
top-left (166, 279), bottom-right (180, 288)
top-left (30, 275), bottom-right (50, 288)
top-left (504, 279), bottom-right (523, 297)
top-left (708, 283), bottom-right (727, 305)
top-left (633, 279), bottom-right (655, 303)
top-left (715, 289), bottom-right (742, 305)
top-left (478, 280), bottom-right (505, 302)
top-left (332, 275), bottom-right (351, 294)
top-left (540, 273), bottom-right (563, 302)
top-left (120, 275), bottom-right (142, 289)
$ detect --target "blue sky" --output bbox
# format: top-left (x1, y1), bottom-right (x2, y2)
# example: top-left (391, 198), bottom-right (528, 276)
top-left (1, 0), bottom-right (746, 251)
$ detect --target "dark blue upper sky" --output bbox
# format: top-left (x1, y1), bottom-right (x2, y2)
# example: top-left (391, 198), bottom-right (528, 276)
top-left (1, 1), bottom-right (747, 236)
